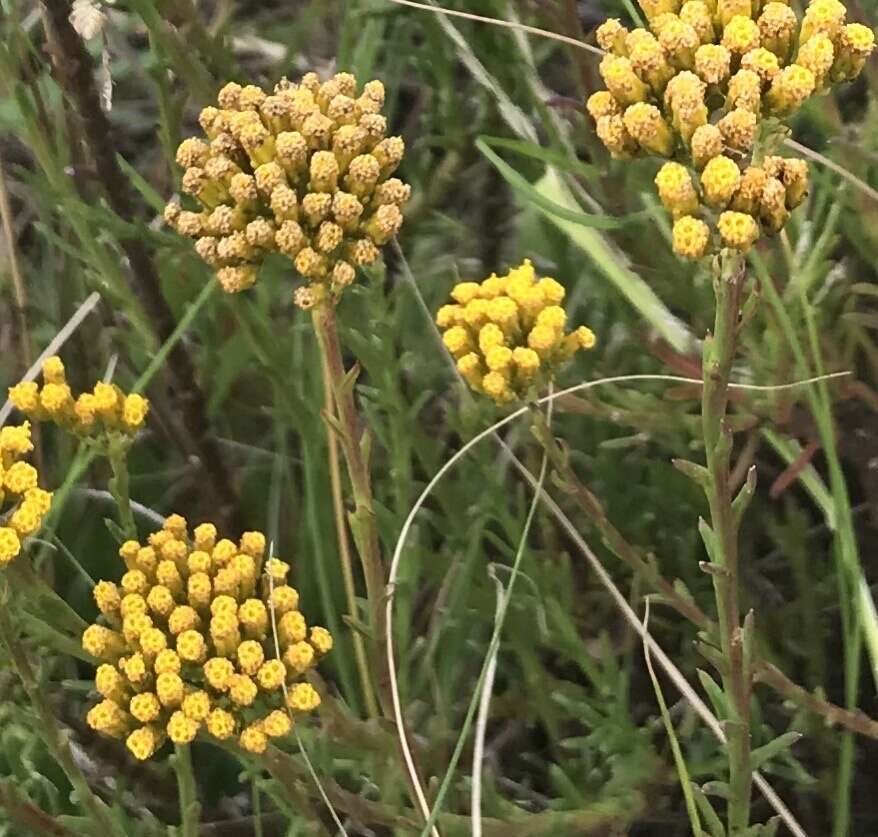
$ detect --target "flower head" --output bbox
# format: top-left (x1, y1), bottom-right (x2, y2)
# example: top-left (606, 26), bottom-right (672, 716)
top-left (83, 517), bottom-right (330, 758)
top-left (437, 261), bottom-right (595, 404)
top-left (167, 73), bottom-right (409, 306)
top-left (0, 422), bottom-right (51, 565)
top-left (585, 0), bottom-right (873, 259)
top-left (9, 357), bottom-right (148, 439)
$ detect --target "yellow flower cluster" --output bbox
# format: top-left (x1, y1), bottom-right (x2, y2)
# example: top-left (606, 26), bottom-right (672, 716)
top-left (0, 422), bottom-right (52, 566)
top-left (587, 0), bottom-right (875, 258)
top-left (8, 357), bottom-right (149, 438)
top-left (164, 72), bottom-right (410, 307)
top-left (437, 260), bottom-right (596, 404)
top-left (82, 516), bottom-right (331, 759)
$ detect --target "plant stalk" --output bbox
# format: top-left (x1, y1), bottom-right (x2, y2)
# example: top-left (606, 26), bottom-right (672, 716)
top-left (701, 252), bottom-right (752, 834)
top-left (0, 581), bottom-right (123, 837)
top-left (172, 743), bottom-right (201, 837)
top-left (320, 347), bottom-right (380, 718)
top-left (107, 438), bottom-right (137, 541)
top-left (311, 300), bottom-right (388, 712)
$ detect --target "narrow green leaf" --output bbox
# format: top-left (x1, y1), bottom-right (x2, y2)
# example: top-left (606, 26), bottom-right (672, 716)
top-left (117, 153), bottom-right (166, 213)
top-left (691, 783), bottom-right (726, 837)
top-left (478, 134), bottom-right (599, 181)
top-left (476, 137), bottom-right (640, 230)
top-left (749, 731), bottom-right (802, 772)
top-left (697, 669), bottom-right (728, 720)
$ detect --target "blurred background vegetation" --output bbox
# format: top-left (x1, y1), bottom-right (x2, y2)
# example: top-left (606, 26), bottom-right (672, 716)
top-left (1, 0), bottom-right (877, 834)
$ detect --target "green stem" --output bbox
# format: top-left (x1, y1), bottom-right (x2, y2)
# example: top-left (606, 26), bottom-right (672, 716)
top-left (107, 438), bottom-right (137, 541)
top-left (310, 301), bottom-right (388, 712)
top-left (701, 253), bottom-right (752, 835)
top-left (0, 580), bottom-right (123, 837)
top-left (172, 744), bottom-right (200, 837)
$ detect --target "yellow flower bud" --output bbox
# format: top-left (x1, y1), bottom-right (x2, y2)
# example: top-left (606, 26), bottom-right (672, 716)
top-left (717, 210), bottom-right (760, 250)
top-left (701, 155), bottom-right (741, 207)
top-left (690, 124), bottom-right (724, 169)
top-left (717, 108), bottom-right (758, 152)
top-left (672, 216), bottom-right (711, 259)
top-left (623, 103), bottom-right (675, 156)
top-left (286, 682), bottom-right (321, 713)
top-left (239, 724), bottom-right (268, 753)
top-left (655, 162), bottom-right (700, 217)
top-left (796, 34), bottom-right (835, 90)
top-left (694, 43), bottom-right (731, 84)
top-left (757, 2), bottom-right (797, 61)
top-left (599, 56), bottom-right (650, 106)
top-left (680, 1), bottom-right (715, 43)
top-left (595, 115), bottom-right (638, 159)
top-left (766, 64), bottom-right (816, 116)
top-left (596, 18), bottom-right (629, 54)
top-left (206, 708), bottom-right (236, 740)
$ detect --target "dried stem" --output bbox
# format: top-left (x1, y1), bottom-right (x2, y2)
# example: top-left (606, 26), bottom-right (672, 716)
top-left (311, 301), bottom-right (388, 711)
top-left (701, 252), bottom-right (752, 834)
top-left (39, 0), bottom-right (239, 529)
top-left (320, 347), bottom-right (380, 718)
top-left (755, 661), bottom-right (878, 739)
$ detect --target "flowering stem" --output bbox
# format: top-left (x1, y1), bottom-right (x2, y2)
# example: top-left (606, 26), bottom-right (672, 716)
top-left (320, 348), bottom-right (380, 719)
top-left (701, 252), bottom-right (752, 835)
top-left (172, 743), bottom-right (200, 837)
top-left (311, 300), bottom-right (388, 712)
top-left (0, 579), bottom-right (123, 837)
top-left (106, 438), bottom-right (137, 541)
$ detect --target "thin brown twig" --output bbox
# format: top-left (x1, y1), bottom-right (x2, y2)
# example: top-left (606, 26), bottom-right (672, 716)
top-left (39, 0), bottom-right (240, 529)
top-left (755, 661), bottom-right (878, 739)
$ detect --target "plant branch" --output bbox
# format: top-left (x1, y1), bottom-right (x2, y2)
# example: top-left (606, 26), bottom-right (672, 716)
top-left (311, 301), bottom-right (388, 709)
top-left (755, 661), bottom-right (878, 739)
top-left (107, 437), bottom-right (137, 540)
top-left (320, 347), bottom-right (379, 718)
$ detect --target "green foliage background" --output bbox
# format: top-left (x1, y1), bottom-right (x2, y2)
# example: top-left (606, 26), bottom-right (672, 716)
top-left (1, 0), bottom-right (878, 834)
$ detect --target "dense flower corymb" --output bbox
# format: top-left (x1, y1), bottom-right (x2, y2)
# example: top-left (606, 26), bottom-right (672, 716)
top-left (8, 356), bottom-right (149, 438)
top-left (0, 422), bottom-right (52, 566)
top-left (83, 516), bottom-right (331, 758)
top-left (587, 0), bottom-right (875, 258)
top-left (437, 260), bottom-right (596, 404)
top-left (165, 72), bottom-right (410, 307)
